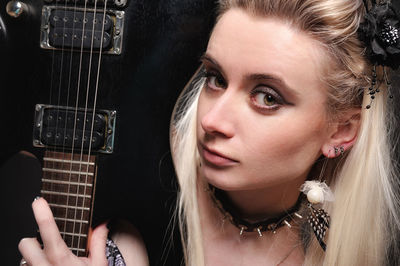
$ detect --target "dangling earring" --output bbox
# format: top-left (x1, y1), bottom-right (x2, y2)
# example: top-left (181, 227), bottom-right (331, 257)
top-left (300, 181), bottom-right (334, 251)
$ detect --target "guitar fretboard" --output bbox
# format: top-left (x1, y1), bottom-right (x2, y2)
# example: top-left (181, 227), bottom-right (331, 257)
top-left (41, 150), bottom-right (96, 256)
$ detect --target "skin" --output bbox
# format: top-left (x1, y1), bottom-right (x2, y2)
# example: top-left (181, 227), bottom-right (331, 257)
top-left (196, 8), bottom-right (360, 265)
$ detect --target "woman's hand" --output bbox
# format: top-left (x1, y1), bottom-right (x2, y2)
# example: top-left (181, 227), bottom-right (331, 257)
top-left (18, 197), bottom-right (108, 266)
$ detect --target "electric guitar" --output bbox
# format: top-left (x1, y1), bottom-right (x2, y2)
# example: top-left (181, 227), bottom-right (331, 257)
top-left (0, 0), bottom-right (216, 264)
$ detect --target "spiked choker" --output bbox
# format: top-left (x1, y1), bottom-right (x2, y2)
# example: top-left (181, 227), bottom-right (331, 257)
top-left (207, 185), bottom-right (303, 236)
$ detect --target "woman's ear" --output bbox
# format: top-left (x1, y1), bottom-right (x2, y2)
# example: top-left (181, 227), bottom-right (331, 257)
top-left (321, 108), bottom-right (361, 158)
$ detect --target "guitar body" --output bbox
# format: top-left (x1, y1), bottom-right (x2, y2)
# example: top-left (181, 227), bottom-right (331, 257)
top-left (0, 0), bottom-right (216, 264)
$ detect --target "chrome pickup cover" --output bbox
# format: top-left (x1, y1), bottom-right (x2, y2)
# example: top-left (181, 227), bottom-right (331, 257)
top-left (40, 6), bottom-right (124, 54)
top-left (43, 0), bottom-right (127, 8)
top-left (33, 104), bottom-right (116, 154)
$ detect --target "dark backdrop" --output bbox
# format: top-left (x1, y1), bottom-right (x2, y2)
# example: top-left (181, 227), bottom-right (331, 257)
top-left (3, 1), bottom-right (400, 266)
top-left (0, 0), bottom-right (216, 265)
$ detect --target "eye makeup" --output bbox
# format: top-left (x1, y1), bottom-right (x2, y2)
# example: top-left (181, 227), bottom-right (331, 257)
top-left (200, 53), bottom-right (295, 112)
top-left (250, 86), bottom-right (285, 111)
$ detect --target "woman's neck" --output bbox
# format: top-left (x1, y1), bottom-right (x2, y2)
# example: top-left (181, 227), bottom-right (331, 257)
top-left (199, 172), bottom-right (305, 220)
top-left (196, 176), bottom-right (304, 265)
top-left (223, 179), bottom-right (305, 221)
top-left (197, 174), bottom-right (304, 233)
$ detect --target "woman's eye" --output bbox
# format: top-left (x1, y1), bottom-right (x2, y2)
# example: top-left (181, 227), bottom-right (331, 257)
top-left (255, 92), bottom-right (277, 106)
top-left (205, 72), bottom-right (227, 90)
top-left (251, 88), bottom-right (283, 110)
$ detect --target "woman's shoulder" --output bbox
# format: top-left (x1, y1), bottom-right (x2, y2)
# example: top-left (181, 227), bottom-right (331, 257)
top-left (109, 219), bottom-right (149, 266)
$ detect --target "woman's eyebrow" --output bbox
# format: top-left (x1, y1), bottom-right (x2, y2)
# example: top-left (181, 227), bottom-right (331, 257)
top-left (200, 54), bottom-right (226, 75)
top-left (201, 53), bottom-right (298, 97)
top-left (246, 73), bottom-right (299, 97)
top-left (200, 53), bottom-right (218, 66)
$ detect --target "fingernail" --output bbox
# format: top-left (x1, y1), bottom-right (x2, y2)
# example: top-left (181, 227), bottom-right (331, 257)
top-left (34, 196), bottom-right (41, 201)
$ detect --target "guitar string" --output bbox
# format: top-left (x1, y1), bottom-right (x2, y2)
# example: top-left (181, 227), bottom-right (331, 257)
top-left (66, 0), bottom-right (91, 254)
top-left (55, 0), bottom-right (73, 245)
top-left (72, 0), bottom-right (101, 252)
top-left (61, 0), bottom-right (81, 253)
top-left (44, 0), bottom-right (58, 220)
top-left (43, 0), bottom-right (61, 251)
top-left (76, 2), bottom-right (109, 249)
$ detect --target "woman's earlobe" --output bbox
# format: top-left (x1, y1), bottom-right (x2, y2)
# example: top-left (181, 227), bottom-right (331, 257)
top-left (321, 144), bottom-right (339, 158)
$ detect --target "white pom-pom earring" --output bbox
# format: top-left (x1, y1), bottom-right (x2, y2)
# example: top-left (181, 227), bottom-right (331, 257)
top-left (300, 181), bottom-right (334, 204)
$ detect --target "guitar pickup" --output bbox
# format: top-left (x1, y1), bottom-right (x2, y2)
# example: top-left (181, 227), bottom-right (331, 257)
top-left (33, 104), bottom-right (116, 154)
top-left (40, 6), bottom-right (124, 54)
top-left (42, 0), bottom-right (127, 8)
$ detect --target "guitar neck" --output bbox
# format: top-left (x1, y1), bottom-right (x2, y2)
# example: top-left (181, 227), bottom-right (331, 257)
top-left (41, 150), bottom-right (97, 256)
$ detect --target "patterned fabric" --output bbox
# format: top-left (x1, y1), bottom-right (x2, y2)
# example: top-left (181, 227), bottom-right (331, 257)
top-left (106, 238), bottom-right (126, 266)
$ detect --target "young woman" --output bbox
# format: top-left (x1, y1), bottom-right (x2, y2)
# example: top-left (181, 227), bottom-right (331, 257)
top-left (19, 0), bottom-right (400, 265)
top-left (171, 0), bottom-right (400, 265)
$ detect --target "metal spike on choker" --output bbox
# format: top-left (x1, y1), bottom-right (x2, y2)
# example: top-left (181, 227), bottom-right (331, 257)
top-left (207, 185), bottom-right (303, 236)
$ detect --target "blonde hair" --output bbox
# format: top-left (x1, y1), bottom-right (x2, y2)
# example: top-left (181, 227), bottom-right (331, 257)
top-left (170, 0), bottom-right (400, 265)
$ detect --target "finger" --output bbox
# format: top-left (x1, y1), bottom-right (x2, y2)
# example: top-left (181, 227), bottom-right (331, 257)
top-left (88, 223), bottom-right (109, 265)
top-left (18, 237), bottom-right (50, 266)
top-left (32, 197), bottom-right (70, 257)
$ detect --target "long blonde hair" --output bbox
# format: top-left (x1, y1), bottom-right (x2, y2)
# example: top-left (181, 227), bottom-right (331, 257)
top-left (170, 0), bottom-right (400, 265)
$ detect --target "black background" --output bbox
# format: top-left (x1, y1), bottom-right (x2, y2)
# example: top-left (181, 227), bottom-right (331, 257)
top-left (0, 0), bottom-right (216, 265)
top-left (2, 1), bottom-right (400, 266)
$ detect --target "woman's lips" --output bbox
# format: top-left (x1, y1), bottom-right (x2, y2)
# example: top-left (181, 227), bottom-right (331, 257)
top-left (200, 144), bottom-right (239, 167)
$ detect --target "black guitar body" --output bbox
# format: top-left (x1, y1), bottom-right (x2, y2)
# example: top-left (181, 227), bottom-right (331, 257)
top-left (0, 0), bottom-right (216, 264)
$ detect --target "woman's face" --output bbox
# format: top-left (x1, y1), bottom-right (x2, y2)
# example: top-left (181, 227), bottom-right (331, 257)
top-left (197, 9), bottom-right (335, 191)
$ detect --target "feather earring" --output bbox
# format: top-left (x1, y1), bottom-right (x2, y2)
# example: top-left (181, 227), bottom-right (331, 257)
top-left (300, 181), bottom-right (334, 251)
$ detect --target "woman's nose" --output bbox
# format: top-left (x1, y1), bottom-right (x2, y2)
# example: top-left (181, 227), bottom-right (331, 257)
top-left (200, 91), bottom-right (236, 138)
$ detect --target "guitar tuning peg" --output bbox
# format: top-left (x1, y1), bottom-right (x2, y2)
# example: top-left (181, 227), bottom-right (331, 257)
top-left (6, 1), bottom-right (28, 18)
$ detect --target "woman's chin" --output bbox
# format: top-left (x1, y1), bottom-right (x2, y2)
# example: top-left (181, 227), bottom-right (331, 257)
top-left (200, 172), bottom-right (256, 192)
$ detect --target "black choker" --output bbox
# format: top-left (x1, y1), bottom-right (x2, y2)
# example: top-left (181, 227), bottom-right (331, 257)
top-left (207, 185), bottom-right (303, 236)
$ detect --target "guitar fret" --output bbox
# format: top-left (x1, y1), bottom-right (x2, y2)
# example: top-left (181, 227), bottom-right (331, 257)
top-left (61, 232), bottom-right (87, 237)
top-left (70, 247), bottom-right (87, 252)
top-left (42, 178), bottom-right (93, 187)
top-left (49, 203), bottom-right (90, 211)
top-left (44, 157), bottom-right (95, 166)
top-left (43, 150), bottom-right (96, 254)
top-left (41, 190), bottom-right (92, 198)
top-left (55, 217), bottom-right (89, 224)
top-left (42, 168), bottom-right (94, 176)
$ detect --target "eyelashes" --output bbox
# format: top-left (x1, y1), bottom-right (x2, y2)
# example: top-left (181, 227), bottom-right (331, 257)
top-left (203, 69), bottom-right (286, 111)
top-left (250, 87), bottom-right (285, 110)
top-left (204, 70), bottom-right (227, 90)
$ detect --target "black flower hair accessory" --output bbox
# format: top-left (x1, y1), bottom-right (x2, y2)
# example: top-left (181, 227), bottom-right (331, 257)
top-left (359, 2), bottom-right (400, 69)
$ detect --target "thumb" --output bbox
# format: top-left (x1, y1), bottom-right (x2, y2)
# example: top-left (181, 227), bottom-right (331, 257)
top-left (88, 223), bottom-right (109, 265)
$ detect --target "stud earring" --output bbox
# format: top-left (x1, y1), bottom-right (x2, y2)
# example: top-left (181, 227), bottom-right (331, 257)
top-left (300, 180), bottom-right (334, 251)
top-left (334, 146), bottom-right (344, 157)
